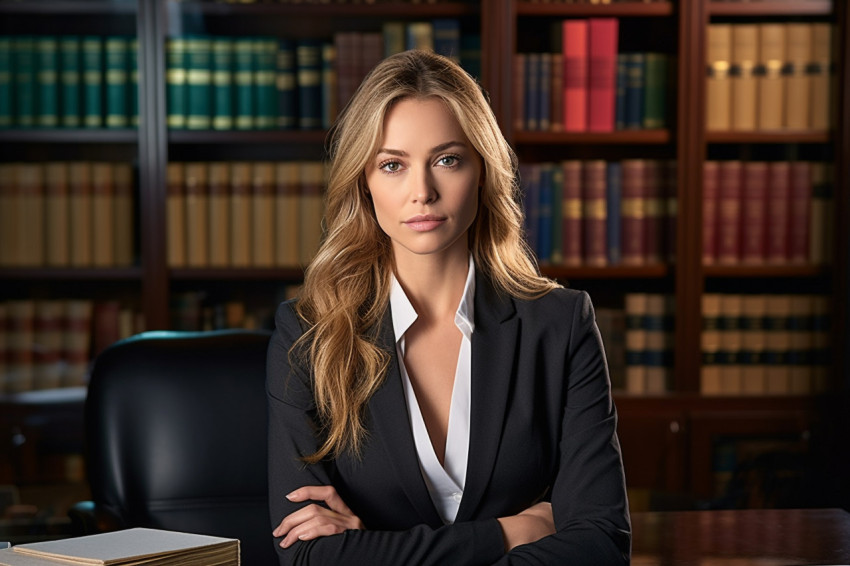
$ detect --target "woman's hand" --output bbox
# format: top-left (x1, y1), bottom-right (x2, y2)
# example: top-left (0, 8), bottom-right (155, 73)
top-left (496, 501), bottom-right (555, 552)
top-left (273, 485), bottom-right (365, 548)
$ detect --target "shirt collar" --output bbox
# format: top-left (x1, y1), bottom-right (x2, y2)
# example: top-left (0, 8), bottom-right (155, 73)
top-left (390, 255), bottom-right (476, 344)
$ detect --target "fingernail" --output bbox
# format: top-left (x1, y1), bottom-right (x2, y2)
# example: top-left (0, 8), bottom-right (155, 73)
top-left (285, 491), bottom-right (296, 500)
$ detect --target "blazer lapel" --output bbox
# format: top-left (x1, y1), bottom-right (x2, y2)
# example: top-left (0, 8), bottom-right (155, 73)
top-left (367, 306), bottom-right (444, 526)
top-left (456, 275), bottom-right (518, 522)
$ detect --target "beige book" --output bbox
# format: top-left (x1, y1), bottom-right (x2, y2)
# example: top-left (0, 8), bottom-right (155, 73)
top-left (184, 162), bottom-right (209, 267)
top-left (701, 294), bottom-right (722, 395)
top-left (69, 162), bottom-right (93, 267)
top-left (251, 162), bottom-right (275, 267)
top-left (625, 293), bottom-right (648, 395)
top-left (33, 300), bottom-right (64, 390)
top-left (785, 24), bottom-right (812, 130)
top-left (788, 294), bottom-right (813, 394)
top-left (706, 24), bottom-right (732, 131)
top-left (0, 164), bottom-right (15, 266)
top-left (719, 294), bottom-right (743, 395)
top-left (731, 25), bottom-right (758, 131)
top-left (298, 161), bottom-right (325, 266)
top-left (809, 23), bottom-right (832, 131)
top-left (118, 307), bottom-right (135, 340)
top-left (63, 299), bottom-right (92, 387)
top-left (45, 162), bottom-right (70, 267)
top-left (757, 24), bottom-right (786, 131)
top-left (810, 295), bottom-right (830, 393)
top-left (207, 162), bottom-right (230, 267)
top-left (644, 294), bottom-right (670, 394)
top-left (17, 164), bottom-right (45, 267)
top-left (6, 300), bottom-right (35, 393)
top-left (92, 163), bottom-right (115, 267)
top-left (230, 162), bottom-right (252, 267)
top-left (764, 294), bottom-right (792, 394)
top-left (274, 162), bottom-right (300, 267)
top-left (166, 163), bottom-right (186, 267)
top-left (113, 163), bottom-right (133, 266)
top-left (740, 295), bottom-right (767, 395)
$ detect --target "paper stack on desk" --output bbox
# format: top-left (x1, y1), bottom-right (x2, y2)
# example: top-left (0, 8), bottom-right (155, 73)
top-left (0, 528), bottom-right (239, 565)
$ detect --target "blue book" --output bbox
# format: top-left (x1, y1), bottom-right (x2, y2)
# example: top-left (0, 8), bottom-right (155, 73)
top-left (296, 39), bottom-right (321, 130)
top-left (460, 34), bottom-right (481, 79)
top-left (519, 164), bottom-right (539, 255)
top-left (606, 161), bottom-right (622, 265)
top-left (433, 19), bottom-right (461, 63)
top-left (537, 164), bottom-right (554, 264)
top-left (275, 39), bottom-right (296, 129)
top-left (624, 53), bottom-right (645, 130)
top-left (615, 54), bottom-right (627, 130)
top-left (538, 53), bottom-right (552, 132)
top-left (525, 53), bottom-right (540, 131)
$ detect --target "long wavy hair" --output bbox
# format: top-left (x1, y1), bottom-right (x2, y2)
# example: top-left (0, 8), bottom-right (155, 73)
top-left (294, 50), bottom-right (558, 463)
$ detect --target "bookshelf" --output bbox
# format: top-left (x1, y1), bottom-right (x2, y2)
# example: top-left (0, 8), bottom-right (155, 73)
top-left (0, 0), bottom-right (848, 525)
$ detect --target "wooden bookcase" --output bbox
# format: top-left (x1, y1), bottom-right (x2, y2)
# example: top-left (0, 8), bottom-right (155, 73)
top-left (1, 0), bottom-right (848, 515)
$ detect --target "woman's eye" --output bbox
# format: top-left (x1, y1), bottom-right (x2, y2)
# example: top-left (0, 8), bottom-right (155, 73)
top-left (381, 161), bottom-right (401, 173)
top-left (438, 156), bottom-right (458, 167)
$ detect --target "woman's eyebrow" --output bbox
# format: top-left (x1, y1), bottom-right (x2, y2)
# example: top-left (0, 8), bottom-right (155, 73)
top-left (375, 141), bottom-right (467, 157)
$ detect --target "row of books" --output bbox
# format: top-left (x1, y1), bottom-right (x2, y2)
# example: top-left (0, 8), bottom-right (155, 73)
top-left (0, 299), bottom-right (143, 394)
top-left (702, 160), bottom-right (832, 267)
top-left (706, 23), bottom-right (833, 132)
top-left (0, 35), bottom-right (138, 130)
top-left (0, 162), bottom-right (135, 268)
top-left (515, 49), bottom-right (669, 132)
top-left (167, 161), bottom-right (324, 268)
top-left (165, 22), bottom-right (479, 131)
top-left (595, 293), bottom-right (675, 395)
top-left (701, 293), bottom-right (830, 396)
top-left (519, 159), bottom-right (676, 267)
top-left (170, 291), bottom-right (292, 332)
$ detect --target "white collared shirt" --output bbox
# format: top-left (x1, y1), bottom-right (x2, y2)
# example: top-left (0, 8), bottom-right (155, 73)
top-left (390, 256), bottom-right (475, 525)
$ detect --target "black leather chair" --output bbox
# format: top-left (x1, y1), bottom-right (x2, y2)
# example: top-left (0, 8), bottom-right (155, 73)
top-left (72, 330), bottom-right (276, 565)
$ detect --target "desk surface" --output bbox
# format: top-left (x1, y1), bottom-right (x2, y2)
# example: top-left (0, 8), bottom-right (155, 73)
top-left (632, 508), bottom-right (850, 565)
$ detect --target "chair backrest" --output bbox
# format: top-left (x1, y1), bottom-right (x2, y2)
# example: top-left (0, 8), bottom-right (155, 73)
top-left (85, 330), bottom-right (275, 565)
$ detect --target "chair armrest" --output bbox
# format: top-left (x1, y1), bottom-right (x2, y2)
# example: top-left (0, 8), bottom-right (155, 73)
top-left (68, 501), bottom-right (126, 535)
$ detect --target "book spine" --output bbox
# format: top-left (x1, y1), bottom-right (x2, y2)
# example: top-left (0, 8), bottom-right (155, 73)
top-left (406, 22), bottom-right (434, 52)
top-left (14, 36), bottom-right (36, 128)
top-left (644, 294), bottom-right (672, 393)
top-left (701, 294), bottom-right (722, 394)
top-left (764, 295), bottom-right (792, 394)
top-left (644, 160), bottom-right (663, 264)
top-left (621, 159), bottom-right (646, 266)
top-left (538, 53), bottom-right (552, 132)
top-left (166, 162), bottom-right (186, 267)
top-left (550, 53), bottom-right (563, 133)
top-left (91, 162), bottom-right (115, 267)
top-left (785, 24), bottom-right (812, 130)
top-left (299, 162), bottom-right (324, 265)
top-left (230, 162), bottom-right (252, 267)
top-left (60, 36), bottom-right (82, 128)
top-left (274, 162), bottom-right (300, 267)
top-left (433, 18), bottom-right (461, 62)
top-left (526, 53), bottom-right (540, 131)
top-left (702, 161), bottom-right (718, 265)
top-left (706, 25), bottom-right (732, 131)
top-left (36, 301), bottom-right (66, 390)
top-left (297, 40), bottom-right (322, 130)
top-left (0, 164), bottom-right (13, 266)
top-left (624, 53), bottom-right (644, 129)
top-left (234, 39), bottom-right (254, 130)
top-left (664, 160), bottom-right (678, 263)
top-left (717, 161), bottom-right (742, 265)
top-left (719, 294), bottom-right (743, 394)
top-left (82, 36), bottom-right (103, 128)
top-left (208, 162), bottom-right (230, 267)
top-left (92, 300), bottom-right (121, 358)
top-left (130, 38), bottom-right (138, 127)
top-left (766, 161), bottom-right (790, 264)
top-left (520, 164), bottom-right (539, 253)
top-left (587, 18), bottom-right (618, 132)
top-left (757, 24), bottom-right (786, 130)
top-left (382, 22), bottom-right (405, 59)
top-left (37, 36), bottom-right (59, 128)
top-left (513, 53), bottom-right (526, 132)
top-left (0, 37), bottom-right (11, 128)
top-left (18, 164), bottom-right (46, 267)
top-left (563, 20), bottom-right (588, 132)
top-left (788, 161), bottom-right (811, 264)
top-left (460, 34), bottom-right (482, 80)
top-left (275, 39), bottom-right (296, 130)
top-left (184, 162), bottom-right (209, 267)
top-left (105, 36), bottom-right (129, 128)
top-left (731, 25), bottom-right (758, 131)
top-left (63, 299), bottom-right (92, 387)
top-left (255, 38), bottom-right (278, 130)
top-left (550, 163), bottom-right (564, 264)
top-left (322, 43), bottom-right (337, 129)
top-left (69, 162), bottom-right (93, 266)
top-left (252, 162), bottom-right (275, 267)
top-left (808, 163), bottom-right (831, 265)
top-left (45, 162), bottom-right (70, 267)
top-left (6, 300), bottom-right (35, 393)
top-left (625, 293), bottom-right (648, 394)
top-left (211, 38), bottom-right (234, 130)
top-left (536, 164), bottom-right (554, 264)
top-left (583, 160), bottom-right (607, 266)
top-left (787, 295), bottom-right (813, 394)
top-left (740, 161), bottom-right (767, 264)
top-left (740, 295), bottom-right (767, 395)
top-left (809, 23), bottom-right (832, 131)
top-left (166, 37), bottom-right (187, 129)
top-left (113, 163), bottom-right (133, 266)
top-left (643, 52), bottom-right (667, 129)
top-left (561, 160), bottom-right (583, 266)
top-left (615, 54), bottom-right (626, 130)
top-left (186, 36), bottom-right (212, 130)
top-left (606, 161), bottom-right (622, 265)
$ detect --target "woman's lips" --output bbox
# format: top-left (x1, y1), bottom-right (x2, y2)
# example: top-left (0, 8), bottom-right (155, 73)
top-left (404, 215), bottom-right (446, 232)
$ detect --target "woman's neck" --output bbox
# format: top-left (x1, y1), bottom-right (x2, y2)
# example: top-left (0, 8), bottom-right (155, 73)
top-left (393, 246), bottom-right (470, 322)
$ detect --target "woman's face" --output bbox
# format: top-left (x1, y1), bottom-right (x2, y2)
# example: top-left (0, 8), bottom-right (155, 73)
top-left (365, 97), bottom-right (482, 263)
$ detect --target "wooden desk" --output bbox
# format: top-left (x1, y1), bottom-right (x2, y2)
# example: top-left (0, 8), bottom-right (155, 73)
top-left (632, 508), bottom-right (850, 565)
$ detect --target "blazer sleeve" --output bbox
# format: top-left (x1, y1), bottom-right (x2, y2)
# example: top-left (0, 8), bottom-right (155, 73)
top-left (267, 301), bottom-right (506, 566)
top-left (492, 291), bottom-right (631, 566)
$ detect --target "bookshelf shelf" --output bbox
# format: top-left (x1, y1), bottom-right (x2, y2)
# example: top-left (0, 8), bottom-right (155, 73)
top-left (167, 130), bottom-right (328, 145)
top-left (516, 2), bottom-right (673, 17)
top-left (541, 264), bottom-right (670, 280)
top-left (0, 267), bottom-right (144, 281)
top-left (172, 0), bottom-right (478, 17)
top-left (707, 0), bottom-right (833, 17)
top-left (170, 267), bottom-right (305, 280)
top-left (705, 131), bottom-right (831, 144)
top-left (513, 130), bottom-right (672, 145)
top-left (703, 264), bottom-right (830, 278)
top-left (0, 0), bottom-right (137, 14)
top-left (0, 129), bottom-right (139, 144)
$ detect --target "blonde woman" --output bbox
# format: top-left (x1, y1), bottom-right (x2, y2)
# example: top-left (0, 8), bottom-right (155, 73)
top-left (267, 50), bottom-right (630, 565)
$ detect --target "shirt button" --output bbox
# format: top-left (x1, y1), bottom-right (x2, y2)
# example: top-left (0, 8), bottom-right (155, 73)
top-left (451, 492), bottom-right (462, 503)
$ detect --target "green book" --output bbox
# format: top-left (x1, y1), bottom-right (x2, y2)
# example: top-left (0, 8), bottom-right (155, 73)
top-left (212, 37), bottom-right (233, 130)
top-left (166, 37), bottom-right (187, 129)
top-left (643, 52), bottom-right (668, 130)
top-left (254, 37), bottom-right (277, 130)
top-left (0, 37), bottom-right (12, 128)
top-left (275, 39), bottom-right (296, 129)
top-left (186, 35), bottom-right (212, 130)
top-left (105, 36), bottom-right (130, 128)
top-left (60, 36), bottom-right (82, 128)
top-left (37, 36), bottom-right (60, 128)
top-left (82, 35), bottom-right (103, 128)
top-left (130, 38), bottom-right (138, 127)
top-left (233, 37), bottom-right (254, 130)
top-left (382, 21), bottom-right (405, 58)
top-left (13, 36), bottom-right (36, 128)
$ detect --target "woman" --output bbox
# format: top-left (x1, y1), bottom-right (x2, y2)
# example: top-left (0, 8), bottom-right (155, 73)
top-left (267, 50), bottom-right (630, 565)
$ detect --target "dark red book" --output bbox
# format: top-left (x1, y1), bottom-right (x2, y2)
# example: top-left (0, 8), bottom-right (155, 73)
top-left (663, 159), bottom-right (678, 263)
top-left (583, 160), bottom-right (608, 266)
top-left (562, 20), bottom-right (588, 132)
top-left (644, 160), bottom-right (663, 264)
top-left (717, 161), bottom-right (742, 265)
top-left (741, 161), bottom-right (768, 265)
top-left (587, 18), bottom-right (619, 132)
top-left (92, 300), bottom-right (122, 357)
top-left (561, 160), bottom-right (583, 266)
top-left (621, 159), bottom-right (646, 266)
top-left (789, 161), bottom-right (811, 264)
top-left (702, 161), bottom-right (719, 265)
top-left (766, 161), bottom-right (791, 264)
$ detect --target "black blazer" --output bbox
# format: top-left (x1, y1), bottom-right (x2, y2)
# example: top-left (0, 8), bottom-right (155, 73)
top-left (267, 275), bottom-right (631, 565)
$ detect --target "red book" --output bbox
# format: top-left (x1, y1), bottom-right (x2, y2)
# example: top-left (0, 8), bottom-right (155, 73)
top-left (562, 20), bottom-right (588, 132)
top-left (587, 18), bottom-right (619, 132)
top-left (663, 159), bottom-right (678, 263)
top-left (621, 159), bottom-right (646, 265)
top-left (561, 160), bottom-right (583, 266)
top-left (703, 161), bottom-right (719, 265)
top-left (741, 162), bottom-right (768, 264)
top-left (717, 161), bottom-right (742, 265)
top-left (789, 161), bottom-right (812, 264)
top-left (766, 161), bottom-right (791, 264)
top-left (583, 160), bottom-right (607, 266)
top-left (644, 160), bottom-right (663, 264)
top-left (93, 300), bottom-right (122, 357)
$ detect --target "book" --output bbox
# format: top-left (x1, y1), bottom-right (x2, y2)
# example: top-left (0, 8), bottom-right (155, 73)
top-left (740, 294), bottom-right (767, 395)
top-left (521, 164), bottom-right (539, 253)
top-left (321, 43), bottom-right (337, 129)
top-left (212, 37), bottom-right (234, 130)
top-left (587, 18), bottom-right (618, 132)
top-left (92, 162), bottom-right (115, 267)
top-left (299, 162), bottom-right (324, 265)
top-left (702, 161), bottom-right (718, 265)
top-left (17, 164), bottom-right (46, 267)
top-left (36, 36), bottom-right (59, 128)
top-left (130, 38), bottom-right (138, 127)
top-left (717, 161), bottom-right (742, 265)
top-left (525, 53), bottom-right (541, 131)
top-left (788, 161), bottom-right (811, 265)
top-left (254, 38), bottom-right (278, 130)
top-left (113, 163), bottom-right (133, 266)
top-left (92, 300), bottom-right (121, 358)
top-left (808, 163), bottom-right (831, 265)
top-left (644, 160), bottom-right (663, 264)
top-left (252, 162), bottom-right (275, 267)
top-left (625, 293), bottom-right (648, 394)
top-left (764, 295), bottom-right (792, 394)
top-left (208, 162), bottom-right (230, 268)
top-left (583, 160), bottom-right (607, 267)
top-left (296, 39), bottom-right (322, 130)
top-left (69, 162), bottom-right (93, 267)
top-left (706, 24), bottom-right (731, 131)
top-left (166, 162), bottom-right (186, 267)
top-left (663, 160), bottom-right (678, 263)
top-left (766, 161), bottom-right (790, 264)
top-left (184, 162), bottom-right (209, 267)
top-left (185, 35), bottom-right (212, 130)
top-left (382, 22), bottom-right (405, 58)
top-left (719, 294), bottom-right (743, 394)
top-left (606, 161), bottom-right (622, 265)
top-left (550, 53), bottom-right (564, 133)
top-left (731, 25), bottom-right (757, 131)
top-left (536, 164), bottom-right (554, 263)
top-left (5, 300), bottom-right (35, 393)
top-left (0, 303), bottom-right (6, 393)
top-left (13, 36), bottom-right (36, 128)
top-left (63, 298), bottom-right (93, 387)
top-left (275, 39), bottom-right (296, 129)
top-left (561, 160), bottom-right (582, 266)
top-left (643, 52), bottom-right (667, 129)
top-left (621, 159), bottom-right (646, 266)
top-left (785, 24), bottom-right (812, 130)
top-left (757, 24), bottom-right (786, 131)
top-left (274, 162), bottom-right (300, 267)
top-left (433, 19), bottom-right (461, 62)
top-left (233, 38), bottom-right (254, 130)
top-left (1, 527), bottom-right (238, 566)
top-left (0, 37), bottom-right (11, 128)
top-left (644, 294), bottom-right (673, 394)
top-left (562, 19), bottom-right (588, 132)
top-left (615, 54), bottom-right (627, 130)
top-left (549, 163), bottom-right (564, 264)
top-left (740, 161), bottom-right (767, 265)
top-left (230, 162), bottom-right (252, 267)
top-left (406, 22), bottom-right (434, 52)
top-left (0, 164), bottom-right (13, 266)
top-left (809, 23), bottom-right (832, 131)
top-left (701, 293), bottom-right (722, 395)
top-left (45, 162), bottom-right (70, 267)
top-left (105, 36), bottom-right (130, 129)
top-left (82, 36), bottom-right (103, 128)
top-left (623, 53), bottom-right (644, 130)
top-left (538, 52), bottom-right (552, 132)
top-left (59, 36), bottom-right (82, 128)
